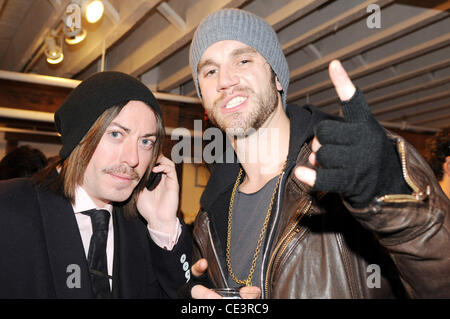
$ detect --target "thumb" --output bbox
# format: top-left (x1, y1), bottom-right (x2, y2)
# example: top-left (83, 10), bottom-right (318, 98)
top-left (329, 60), bottom-right (372, 123)
top-left (294, 166), bottom-right (317, 187)
top-left (329, 60), bottom-right (356, 102)
top-left (192, 258), bottom-right (208, 277)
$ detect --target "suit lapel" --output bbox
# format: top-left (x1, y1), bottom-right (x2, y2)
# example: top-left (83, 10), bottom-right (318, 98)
top-left (36, 186), bottom-right (93, 298)
top-left (113, 207), bottom-right (155, 298)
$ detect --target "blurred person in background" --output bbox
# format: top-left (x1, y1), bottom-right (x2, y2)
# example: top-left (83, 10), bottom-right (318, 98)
top-left (425, 128), bottom-right (450, 199)
top-left (0, 145), bottom-right (48, 180)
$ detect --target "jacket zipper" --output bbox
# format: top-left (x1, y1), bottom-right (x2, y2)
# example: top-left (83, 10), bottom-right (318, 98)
top-left (377, 140), bottom-right (425, 203)
top-left (206, 218), bottom-right (228, 287)
top-left (260, 171), bottom-right (286, 297)
top-left (264, 200), bottom-right (312, 297)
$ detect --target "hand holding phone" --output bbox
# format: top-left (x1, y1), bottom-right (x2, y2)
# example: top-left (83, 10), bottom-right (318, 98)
top-left (146, 171), bottom-right (162, 191)
top-left (137, 155), bottom-right (179, 233)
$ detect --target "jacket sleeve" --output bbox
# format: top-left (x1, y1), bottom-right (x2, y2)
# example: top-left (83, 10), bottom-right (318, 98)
top-left (148, 219), bottom-right (192, 298)
top-left (346, 133), bottom-right (450, 298)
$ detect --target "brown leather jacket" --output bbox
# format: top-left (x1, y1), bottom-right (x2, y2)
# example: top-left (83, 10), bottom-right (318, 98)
top-left (192, 105), bottom-right (450, 298)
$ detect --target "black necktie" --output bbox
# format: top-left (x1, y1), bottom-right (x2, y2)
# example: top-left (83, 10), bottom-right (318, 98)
top-left (80, 209), bottom-right (112, 299)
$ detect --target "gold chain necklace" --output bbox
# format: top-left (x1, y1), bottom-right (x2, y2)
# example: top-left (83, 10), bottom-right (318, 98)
top-left (226, 162), bottom-right (286, 286)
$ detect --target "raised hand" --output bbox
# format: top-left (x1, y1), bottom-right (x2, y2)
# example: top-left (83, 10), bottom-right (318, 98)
top-left (136, 154), bottom-right (180, 232)
top-left (295, 60), bottom-right (409, 207)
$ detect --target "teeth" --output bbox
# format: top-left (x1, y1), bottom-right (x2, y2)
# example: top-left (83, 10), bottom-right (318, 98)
top-left (225, 96), bottom-right (247, 108)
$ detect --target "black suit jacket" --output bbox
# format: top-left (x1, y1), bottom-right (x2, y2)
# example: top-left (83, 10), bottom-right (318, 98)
top-left (0, 177), bottom-right (191, 298)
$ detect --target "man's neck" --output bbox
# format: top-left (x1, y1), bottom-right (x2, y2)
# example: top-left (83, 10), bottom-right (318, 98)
top-left (74, 185), bottom-right (113, 212)
top-left (230, 105), bottom-right (290, 193)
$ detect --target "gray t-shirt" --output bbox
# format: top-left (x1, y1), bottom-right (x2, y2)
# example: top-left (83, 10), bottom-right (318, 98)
top-left (227, 176), bottom-right (278, 289)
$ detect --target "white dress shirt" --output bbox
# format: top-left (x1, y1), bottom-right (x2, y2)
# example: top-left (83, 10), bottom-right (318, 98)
top-left (72, 187), bottom-right (114, 288)
top-left (71, 186), bottom-right (182, 289)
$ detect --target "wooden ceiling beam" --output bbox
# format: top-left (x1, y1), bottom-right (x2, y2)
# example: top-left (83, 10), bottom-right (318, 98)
top-left (411, 107), bottom-right (450, 125)
top-left (288, 32), bottom-right (450, 102)
top-left (373, 90), bottom-right (450, 116)
top-left (326, 90), bottom-right (450, 117)
top-left (367, 76), bottom-right (450, 106)
top-left (382, 99), bottom-right (450, 122)
top-left (157, 1), bottom-right (187, 32)
top-left (354, 90), bottom-right (450, 117)
top-left (361, 58), bottom-right (450, 93)
top-left (314, 58), bottom-right (450, 107)
top-left (265, 0), bottom-right (328, 31)
top-left (417, 112), bottom-right (450, 128)
top-left (289, 1), bottom-right (450, 83)
top-left (317, 75), bottom-right (450, 109)
top-left (282, 0), bottom-right (394, 55)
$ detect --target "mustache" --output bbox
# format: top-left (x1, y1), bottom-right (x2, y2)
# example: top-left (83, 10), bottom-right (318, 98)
top-left (102, 165), bottom-right (140, 180)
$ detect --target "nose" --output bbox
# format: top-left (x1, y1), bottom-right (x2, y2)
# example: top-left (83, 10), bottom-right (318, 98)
top-left (121, 140), bottom-right (139, 168)
top-left (217, 65), bottom-right (239, 92)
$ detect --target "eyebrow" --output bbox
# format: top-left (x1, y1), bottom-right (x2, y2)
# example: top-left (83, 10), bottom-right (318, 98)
top-left (109, 122), bottom-right (157, 138)
top-left (197, 46), bottom-right (259, 72)
top-left (231, 46), bottom-right (258, 57)
top-left (197, 59), bottom-right (216, 73)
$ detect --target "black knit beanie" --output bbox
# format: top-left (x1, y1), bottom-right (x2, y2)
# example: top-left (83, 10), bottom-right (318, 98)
top-left (55, 71), bottom-right (161, 159)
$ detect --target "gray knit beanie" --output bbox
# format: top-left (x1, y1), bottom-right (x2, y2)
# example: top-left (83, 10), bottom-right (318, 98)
top-left (189, 9), bottom-right (289, 109)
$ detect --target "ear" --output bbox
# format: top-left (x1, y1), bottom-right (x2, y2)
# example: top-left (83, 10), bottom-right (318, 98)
top-left (275, 76), bottom-right (283, 92)
top-left (443, 156), bottom-right (450, 177)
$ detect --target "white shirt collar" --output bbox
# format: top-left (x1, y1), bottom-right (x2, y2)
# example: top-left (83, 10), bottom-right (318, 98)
top-left (72, 186), bottom-right (113, 214)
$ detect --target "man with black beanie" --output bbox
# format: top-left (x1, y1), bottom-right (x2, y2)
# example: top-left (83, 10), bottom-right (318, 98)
top-left (184, 9), bottom-right (450, 298)
top-left (0, 71), bottom-right (191, 298)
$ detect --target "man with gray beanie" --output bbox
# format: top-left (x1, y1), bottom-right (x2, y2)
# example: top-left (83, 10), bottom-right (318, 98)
top-left (0, 71), bottom-right (192, 298)
top-left (183, 8), bottom-right (450, 298)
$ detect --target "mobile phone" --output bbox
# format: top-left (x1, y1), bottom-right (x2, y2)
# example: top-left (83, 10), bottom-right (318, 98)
top-left (146, 171), bottom-right (162, 191)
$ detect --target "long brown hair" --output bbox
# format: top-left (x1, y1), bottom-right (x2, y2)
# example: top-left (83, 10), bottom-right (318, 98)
top-left (33, 102), bottom-right (165, 219)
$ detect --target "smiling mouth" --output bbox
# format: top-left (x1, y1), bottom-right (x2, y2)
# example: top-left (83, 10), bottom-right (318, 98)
top-left (224, 96), bottom-right (248, 109)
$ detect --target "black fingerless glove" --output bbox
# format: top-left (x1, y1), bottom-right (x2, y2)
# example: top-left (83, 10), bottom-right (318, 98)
top-left (313, 88), bottom-right (411, 208)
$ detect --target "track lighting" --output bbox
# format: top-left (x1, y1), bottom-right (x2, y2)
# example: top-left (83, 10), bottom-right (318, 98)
top-left (65, 29), bottom-right (87, 45)
top-left (45, 1), bottom-right (105, 64)
top-left (84, 0), bottom-right (104, 24)
top-left (45, 31), bottom-right (64, 64)
top-left (62, 1), bottom-right (104, 45)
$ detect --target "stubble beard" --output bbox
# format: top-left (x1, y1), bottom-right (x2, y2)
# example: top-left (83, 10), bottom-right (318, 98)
top-left (207, 76), bottom-right (279, 138)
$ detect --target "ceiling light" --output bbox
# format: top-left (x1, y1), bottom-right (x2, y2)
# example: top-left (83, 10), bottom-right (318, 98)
top-left (65, 28), bottom-right (87, 44)
top-left (45, 32), bottom-right (64, 64)
top-left (85, 0), bottom-right (104, 23)
top-left (46, 53), bottom-right (64, 65)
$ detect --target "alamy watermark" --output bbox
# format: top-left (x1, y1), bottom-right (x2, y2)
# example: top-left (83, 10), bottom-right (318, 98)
top-left (367, 264), bottom-right (381, 288)
top-left (170, 120), bottom-right (285, 174)
top-left (66, 264), bottom-right (81, 289)
top-left (366, 4), bottom-right (381, 29)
